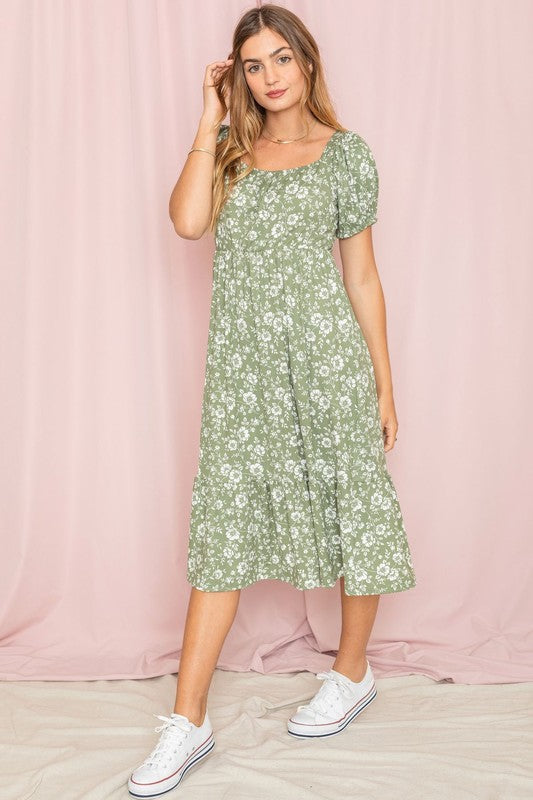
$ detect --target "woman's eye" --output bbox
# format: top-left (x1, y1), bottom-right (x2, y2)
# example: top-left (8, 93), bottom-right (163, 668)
top-left (248, 55), bottom-right (291, 74)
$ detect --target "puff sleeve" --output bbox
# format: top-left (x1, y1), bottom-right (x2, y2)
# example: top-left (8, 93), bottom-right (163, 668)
top-left (335, 131), bottom-right (379, 238)
top-left (216, 123), bottom-right (230, 143)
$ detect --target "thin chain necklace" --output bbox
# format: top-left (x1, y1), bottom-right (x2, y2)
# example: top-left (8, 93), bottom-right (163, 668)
top-left (261, 119), bottom-right (318, 144)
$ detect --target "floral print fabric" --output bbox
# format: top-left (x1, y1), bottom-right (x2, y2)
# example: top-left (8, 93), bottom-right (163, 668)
top-left (186, 124), bottom-right (417, 596)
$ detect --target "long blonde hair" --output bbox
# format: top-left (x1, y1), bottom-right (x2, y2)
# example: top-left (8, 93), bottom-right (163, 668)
top-left (209, 3), bottom-right (347, 232)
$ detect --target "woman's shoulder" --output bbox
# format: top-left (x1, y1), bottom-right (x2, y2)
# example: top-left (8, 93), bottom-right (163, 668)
top-left (216, 123), bottom-right (230, 143)
top-left (335, 127), bottom-right (373, 149)
top-left (333, 128), bottom-right (377, 169)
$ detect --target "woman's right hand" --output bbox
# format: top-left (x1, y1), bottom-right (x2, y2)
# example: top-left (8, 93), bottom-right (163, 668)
top-left (202, 57), bottom-right (234, 128)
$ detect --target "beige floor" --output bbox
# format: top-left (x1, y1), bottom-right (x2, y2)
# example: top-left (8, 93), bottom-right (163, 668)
top-left (2, 669), bottom-right (532, 799)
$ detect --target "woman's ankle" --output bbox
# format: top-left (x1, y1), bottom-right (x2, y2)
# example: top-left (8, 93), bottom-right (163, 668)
top-left (331, 656), bottom-right (368, 683)
top-left (173, 702), bottom-right (207, 727)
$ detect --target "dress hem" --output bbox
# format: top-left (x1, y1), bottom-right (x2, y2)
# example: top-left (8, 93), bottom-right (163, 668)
top-left (187, 571), bottom-right (417, 597)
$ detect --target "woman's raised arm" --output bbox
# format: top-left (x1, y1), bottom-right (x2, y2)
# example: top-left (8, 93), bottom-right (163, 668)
top-left (169, 58), bottom-right (233, 239)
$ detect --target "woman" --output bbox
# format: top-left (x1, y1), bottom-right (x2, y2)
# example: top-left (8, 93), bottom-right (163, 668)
top-left (129, 4), bottom-right (416, 797)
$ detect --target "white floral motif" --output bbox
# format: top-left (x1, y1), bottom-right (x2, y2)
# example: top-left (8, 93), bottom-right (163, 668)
top-left (187, 124), bottom-right (417, 597)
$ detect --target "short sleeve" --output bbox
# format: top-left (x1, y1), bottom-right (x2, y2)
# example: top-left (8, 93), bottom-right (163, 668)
top-left (335, 131), bottom-right (379, 238)
top-left (216, 123), bottom-right (230, 144)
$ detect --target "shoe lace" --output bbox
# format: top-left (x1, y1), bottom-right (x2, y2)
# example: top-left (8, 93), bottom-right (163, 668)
top-left (296, 671), bottom-right (354, 719)
top-left (141, 714), bottom-right (193, 768)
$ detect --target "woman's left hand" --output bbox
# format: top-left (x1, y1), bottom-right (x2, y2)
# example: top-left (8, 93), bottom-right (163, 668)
top-left (378, 394), bottom-right (399, 452)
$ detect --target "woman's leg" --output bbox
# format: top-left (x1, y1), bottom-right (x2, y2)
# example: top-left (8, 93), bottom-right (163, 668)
top-left (173, 587), bottom-right (241, 726)
top-left (332, 578), bottom-right (380, 682)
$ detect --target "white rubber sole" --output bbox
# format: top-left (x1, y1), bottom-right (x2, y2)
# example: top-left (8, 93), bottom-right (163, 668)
top-left (287, 684), bottom-right (377, 739)
top-left (128, 732), bottom-right (215, 797)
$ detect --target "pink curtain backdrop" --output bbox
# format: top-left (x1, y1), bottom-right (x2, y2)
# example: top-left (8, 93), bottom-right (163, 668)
top-left (1, 0), bottom-right (531, 684)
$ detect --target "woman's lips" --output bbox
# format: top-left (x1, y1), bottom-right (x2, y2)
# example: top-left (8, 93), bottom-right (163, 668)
top-left (266, 89), bottom-right (287, 98)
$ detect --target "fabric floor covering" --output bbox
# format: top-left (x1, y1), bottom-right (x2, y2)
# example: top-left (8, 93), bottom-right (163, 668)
top-left (2, 668), bottom-right (532, 799)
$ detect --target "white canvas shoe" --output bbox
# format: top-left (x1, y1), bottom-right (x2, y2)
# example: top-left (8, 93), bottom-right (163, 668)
top-left (287, 660), bottom-right (377, 739)
top-left (128, 711), bottom-right (215, 797)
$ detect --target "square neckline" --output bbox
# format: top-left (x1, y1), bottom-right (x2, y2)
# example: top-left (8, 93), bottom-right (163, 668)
top-left (240, 129), bottom-right (342, 174)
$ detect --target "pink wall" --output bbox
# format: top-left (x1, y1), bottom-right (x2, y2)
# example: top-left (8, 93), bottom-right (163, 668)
top-left (0, 0), bottom-right (531, 683)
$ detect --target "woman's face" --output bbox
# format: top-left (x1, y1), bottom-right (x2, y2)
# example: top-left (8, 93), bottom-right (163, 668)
top-left (239, 27), bottom-right (309, 111)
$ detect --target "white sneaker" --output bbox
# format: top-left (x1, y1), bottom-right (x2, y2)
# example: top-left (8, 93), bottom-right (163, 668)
top-left (128, 711), bottom-right (215, 797)
top-left (287, 660), bottom-right (377, 739)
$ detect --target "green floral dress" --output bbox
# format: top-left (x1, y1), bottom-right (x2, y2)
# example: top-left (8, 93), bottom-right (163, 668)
top-left (186, 123), bottom-right (417, 596)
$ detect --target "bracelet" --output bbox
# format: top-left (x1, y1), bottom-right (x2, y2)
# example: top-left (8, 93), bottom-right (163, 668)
top-left (188, 147), bottom-right (216, 157)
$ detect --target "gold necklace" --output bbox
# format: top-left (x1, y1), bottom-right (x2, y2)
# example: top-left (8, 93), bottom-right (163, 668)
top-left (261, 119), bottom-right (318, 144)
